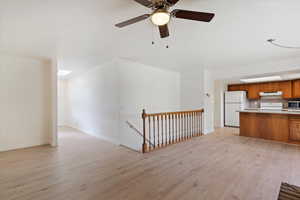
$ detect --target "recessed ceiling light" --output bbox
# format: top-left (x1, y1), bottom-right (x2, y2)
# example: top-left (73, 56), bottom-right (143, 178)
top-left (58, 70), bottom-right (72, 76)
top-left (240, 76), bottom-right (282, 83)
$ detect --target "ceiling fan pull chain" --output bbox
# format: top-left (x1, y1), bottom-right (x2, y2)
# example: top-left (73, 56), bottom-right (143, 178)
top-left (165, 27), bottom-right (171, 48)
top-left (151, 23), bottom-right (156, 45)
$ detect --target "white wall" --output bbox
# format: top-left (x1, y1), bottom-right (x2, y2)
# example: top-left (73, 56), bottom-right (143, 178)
top-left (180, 68), bottom-right (205, 110)
top-left (58, 80), bottom-right (69, 126)
top-left (66, 61), bottom-right (120, 144)
top-left (0, 54), bottom-right (53, 152)
top-left (60, 59), bottom-right (226, 151)
top-left (203, 70), bottom-right (215, 134)
top-left (180, 68), bottom-right (215, 134)
top-left (50, 60), bottom-right (58, 147)
top-left (214, 80), bottom-right (226, 128)
top-left (61, 59), bottom-right (181, 151)
top-left (118, 59), bottom-right (181, 151)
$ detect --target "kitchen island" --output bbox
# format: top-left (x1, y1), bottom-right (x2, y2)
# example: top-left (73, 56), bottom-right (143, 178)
top-left (238, 109), bottom-right (300, 144)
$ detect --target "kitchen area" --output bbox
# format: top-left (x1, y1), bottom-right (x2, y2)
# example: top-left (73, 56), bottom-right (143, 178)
top-left (225, 76), bottom-right (300, 144)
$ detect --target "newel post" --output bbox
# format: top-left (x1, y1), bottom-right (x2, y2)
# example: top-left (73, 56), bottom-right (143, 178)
top-left (142, 109), bottom-right (147, 153)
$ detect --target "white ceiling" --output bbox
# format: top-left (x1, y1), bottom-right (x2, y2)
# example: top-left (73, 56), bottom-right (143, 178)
top-left (1, 0), bottom-right (300, 75)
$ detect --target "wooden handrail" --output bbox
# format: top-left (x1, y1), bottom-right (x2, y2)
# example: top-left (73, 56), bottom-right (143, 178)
top-left (142, 109), bottom-right (204, 153)
top-left (143, 109), bottom-right (204, 117)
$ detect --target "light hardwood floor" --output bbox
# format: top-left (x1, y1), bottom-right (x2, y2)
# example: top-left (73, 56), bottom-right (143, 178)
top-left (1, 127), bottom-right (300, 200)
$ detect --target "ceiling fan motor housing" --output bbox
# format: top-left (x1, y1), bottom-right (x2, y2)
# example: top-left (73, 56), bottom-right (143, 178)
top-left (151, 0), bottom-right (171, 8)
top-left (152, 8), bottom-right (169, 15)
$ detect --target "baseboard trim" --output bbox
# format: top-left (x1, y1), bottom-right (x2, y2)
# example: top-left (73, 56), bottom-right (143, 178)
top-left (120, 144), bottom-right (141, 153)
top-left (0, 144), bottom-right (51, 153)
top-left (64, 125), bottom-right (120, 146)
top-left (204, 128), bottom-right (215, 135)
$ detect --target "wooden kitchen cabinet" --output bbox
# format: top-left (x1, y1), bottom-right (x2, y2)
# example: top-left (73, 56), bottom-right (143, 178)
top-left (240, 112), bottom-right (300, 144)
top-left (227, 83), bottom-right (259, 99)
top-left (228, 84), bottom-right (244, 91)
top-left (279, 81), bottom-right (292, 99)
top-left (266, 82), bottom-right (280, 92)
top-left (228, 84), bottom-right (239, 91)
top-left (238, 84), bottom-right (248, 91)
top-left (240, 112), bottom-right (289, 142)
top-left (260, 81), bottom-right (288, 92)
top-left (269, 82), bottom-right (280, 92)
top-left (228, 80), bottom-right (293, 99)
top-left (289, 118), bottom-right (300, 141)
top-left (293, 80), bottom-right (300, 98)
top-left (258, 83), bottom-right (266, 92)
top-left (247, 84), bottom-right (260, 99)
top-left (259, 82), bottom-right (272, 92)
top-left (259, 81), bottom-right (291, 98)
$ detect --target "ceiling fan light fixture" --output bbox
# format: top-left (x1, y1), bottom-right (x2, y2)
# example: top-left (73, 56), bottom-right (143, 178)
top-left (151, 10), bottom-right (170, 26)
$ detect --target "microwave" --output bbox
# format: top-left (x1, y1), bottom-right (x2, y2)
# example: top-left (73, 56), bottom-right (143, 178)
top-left (288, 101), bottom-right (300, 109)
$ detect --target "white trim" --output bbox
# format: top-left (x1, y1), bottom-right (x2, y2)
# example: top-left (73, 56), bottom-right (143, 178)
top-left (68, 125), bottom-right (120, 146)
top-left (204, 128), bottom-right (215, 135)
top-left (51, 60), bottom-right (58, 147)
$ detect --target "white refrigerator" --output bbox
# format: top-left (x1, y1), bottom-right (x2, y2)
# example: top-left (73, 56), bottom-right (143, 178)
top-left (225, 91), bottom-right (247, 127)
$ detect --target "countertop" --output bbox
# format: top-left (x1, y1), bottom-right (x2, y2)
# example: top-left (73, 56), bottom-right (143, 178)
top-left (237, 108), bottom-right (300, 115)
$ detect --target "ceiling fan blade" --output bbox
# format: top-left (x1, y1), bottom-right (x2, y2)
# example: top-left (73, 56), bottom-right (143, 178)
top-left (159, 25), bottom-right (170, 38)
top-left (172, 9), bottom-right (215, 22)
top-left (115, 14), bottom-right (150, 28)
top-left (167, 0), bottom-right (180, 5)
top-left (134, 0), bottom-right (153, 8)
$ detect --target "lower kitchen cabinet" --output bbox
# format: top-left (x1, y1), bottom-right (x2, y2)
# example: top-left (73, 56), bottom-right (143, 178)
top-left (289, 118), bottom-right (300, 141)
top-left (240, 112), bottom-right (300, 144)
top-left (240, 112), bottom-right (289, 142)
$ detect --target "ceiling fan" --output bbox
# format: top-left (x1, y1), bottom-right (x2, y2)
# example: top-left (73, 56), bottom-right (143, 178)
top-left (115, 0), bottom-right (215, 38)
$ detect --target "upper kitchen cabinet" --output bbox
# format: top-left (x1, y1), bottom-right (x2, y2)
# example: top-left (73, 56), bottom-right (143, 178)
top-left (239, 84), bottom-right (249, 91)
top-left (247, 84), bottom-right (260, 99)
top-left (227, 83), bottom-right (259, 99)
top-left (260, 82), bottom-right (280, 92)
top-left (293, 80), bottom-right (300, 98)
top-left (228, 84), bottom-right (248, 92)
top-left (228, 80), bottom-right (293, 99)
top-left (228, 84), bottom-right (244, 91)
top-left (279, 81), bottom-right (292, 99)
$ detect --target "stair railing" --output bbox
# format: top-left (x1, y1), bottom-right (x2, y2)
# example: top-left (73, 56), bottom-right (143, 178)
top-left (142, 109), bottom-right (204, 153)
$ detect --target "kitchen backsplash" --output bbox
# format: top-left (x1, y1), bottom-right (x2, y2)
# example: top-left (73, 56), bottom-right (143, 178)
top-left (248, 97), bottom-right (288, 109)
